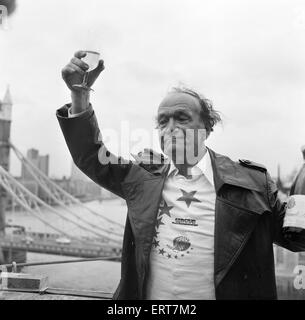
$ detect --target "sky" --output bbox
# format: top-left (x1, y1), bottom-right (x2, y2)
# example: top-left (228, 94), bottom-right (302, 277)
top-left (1, 0), bottom-right (305, 179)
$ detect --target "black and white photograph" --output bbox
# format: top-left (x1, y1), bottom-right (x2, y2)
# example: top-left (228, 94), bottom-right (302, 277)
top-left (1, 0), bottom-right (305, 305)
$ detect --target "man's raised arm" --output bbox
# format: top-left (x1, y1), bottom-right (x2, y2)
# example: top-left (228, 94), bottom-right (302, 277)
top-left (56, 51), bottom-right (133, 199)
top-left (62, 50), bottom-right (104, 114)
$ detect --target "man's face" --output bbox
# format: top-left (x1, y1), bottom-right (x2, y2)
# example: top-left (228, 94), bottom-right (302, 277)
top-left (157, 92), bottom-right (207, 165)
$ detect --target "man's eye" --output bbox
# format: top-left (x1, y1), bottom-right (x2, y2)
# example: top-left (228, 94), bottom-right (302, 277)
top-left (178, 116), bottom-right (189, 122)
top-left (158, 118), bottom-right (168, 126)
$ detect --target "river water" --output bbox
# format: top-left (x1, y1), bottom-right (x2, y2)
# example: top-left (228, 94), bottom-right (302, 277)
top-left (5, 198), bottom-right (128, 294)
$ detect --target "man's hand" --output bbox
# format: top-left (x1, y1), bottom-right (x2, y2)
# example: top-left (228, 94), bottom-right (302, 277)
top-left (61, 50), bottom-right (105, 113)
top-left (62, 50), bottom-right (105, 92)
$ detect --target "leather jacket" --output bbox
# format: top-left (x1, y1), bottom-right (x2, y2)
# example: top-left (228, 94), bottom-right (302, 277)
top-left (57, 104), bottom-right (305, 300)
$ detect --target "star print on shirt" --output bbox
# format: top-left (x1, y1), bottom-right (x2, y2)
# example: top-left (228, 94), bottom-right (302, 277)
top-left (152, 239), bottom-right (160, 248)
top-left (155, 217), bottom-right (165, 228)
top-left (159, 248), bottom-right (165, 255)
top-left (177, 189), bottom-right (201, 208)
top-left (158, 200), bottom-right (173, 217)
top-left (152, 228), bottom-right (159, 238)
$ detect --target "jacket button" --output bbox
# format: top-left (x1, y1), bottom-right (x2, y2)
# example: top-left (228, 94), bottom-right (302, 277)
top-left (243, 274), bottom-right (248, 280)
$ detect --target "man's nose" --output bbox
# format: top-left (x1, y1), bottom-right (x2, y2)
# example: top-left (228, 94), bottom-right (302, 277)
top-left (166, 118), bottom-right (176, 132)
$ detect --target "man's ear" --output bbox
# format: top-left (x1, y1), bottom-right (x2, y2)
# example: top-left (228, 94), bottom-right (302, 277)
top-left (202, 126), bottom-right (210, 140)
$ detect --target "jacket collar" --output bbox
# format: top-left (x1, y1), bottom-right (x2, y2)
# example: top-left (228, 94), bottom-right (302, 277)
top-left (207, 147), bottom-right (265, 194)
top-left (167, 149), bottom-right (215, 187)
top-left (162, 147), bottom-right (264, 194)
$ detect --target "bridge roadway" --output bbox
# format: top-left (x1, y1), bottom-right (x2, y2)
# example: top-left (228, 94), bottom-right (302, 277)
top-left (0, 234), bottom-right (122, 259)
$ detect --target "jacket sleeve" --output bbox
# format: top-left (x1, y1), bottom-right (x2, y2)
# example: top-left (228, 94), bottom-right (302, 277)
top-left (56, 103), bottom-right (133, 199)
top-left (267, 172), bottom-right (305, 252)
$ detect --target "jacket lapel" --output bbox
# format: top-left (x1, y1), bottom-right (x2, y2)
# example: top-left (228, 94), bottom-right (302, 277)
top-left (121, 165), bottom-right (168, 298)
top-left (208, 148), bottom-right (269, 287)
top-left (121, 164), bottom-right (169, 257)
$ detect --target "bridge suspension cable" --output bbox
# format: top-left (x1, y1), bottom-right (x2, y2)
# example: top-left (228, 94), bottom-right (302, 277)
top-left (10, 144), bottom-right (123, 238)
top-left (10, 142), bottom-right (124, 231)
top-left (0, 166), bottom-right (77, 241)
top-left (0, 166), bottom-right (122, 246)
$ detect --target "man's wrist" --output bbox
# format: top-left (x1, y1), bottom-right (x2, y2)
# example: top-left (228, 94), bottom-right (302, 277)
top-left (71, 90), bottom-right (90, 114)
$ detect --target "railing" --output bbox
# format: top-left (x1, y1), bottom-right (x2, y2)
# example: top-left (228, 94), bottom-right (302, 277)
top-left (0, 256), bottom-right (121, 299)
top-left (0, 235), bottom-right (122, 259)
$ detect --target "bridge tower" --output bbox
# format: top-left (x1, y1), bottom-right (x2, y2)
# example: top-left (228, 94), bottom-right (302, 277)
top-left (0, 86), bottom-right (13, 234)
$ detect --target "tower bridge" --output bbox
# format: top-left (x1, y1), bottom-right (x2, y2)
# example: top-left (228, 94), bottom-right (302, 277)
top-left (1, 233), bottom-right (121, 260)
top-left (0, 87), bottom-right (123, 263)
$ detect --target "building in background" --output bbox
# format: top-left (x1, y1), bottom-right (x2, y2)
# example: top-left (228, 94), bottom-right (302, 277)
top-left (69, 162), bottom-right (101, 200)
top-left (21, 148), bottom-right (49, 179)
top-left (17, 150), bottom-right (115, 203)
top-left (20, 148), bottom-right (50, 202)
top-left (0, 86), bottom-right (13, 238)
top-left (68, 162), bottom-right (115, 201)
top-left (0, 86), bottom-right (12, 172)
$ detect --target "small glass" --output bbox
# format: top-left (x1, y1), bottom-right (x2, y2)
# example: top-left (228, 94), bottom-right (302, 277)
top-left (73, 50), bottom-right (100, 91)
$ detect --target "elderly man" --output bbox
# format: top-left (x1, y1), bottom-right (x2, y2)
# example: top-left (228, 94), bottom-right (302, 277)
top-left (57, 51), bottom-right (305, 300)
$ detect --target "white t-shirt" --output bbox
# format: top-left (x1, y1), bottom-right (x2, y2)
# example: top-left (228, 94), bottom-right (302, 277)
top-left (146, 151), bottom-right (216, 300)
